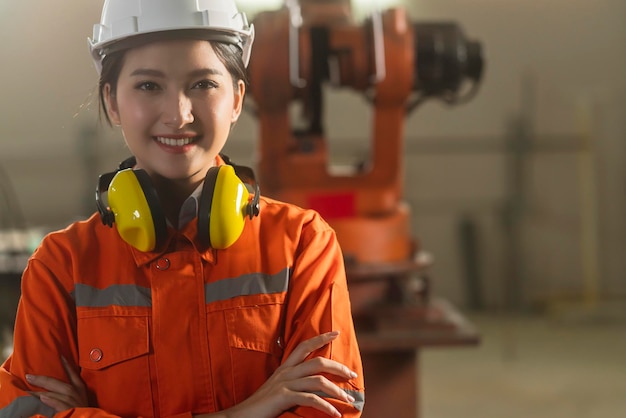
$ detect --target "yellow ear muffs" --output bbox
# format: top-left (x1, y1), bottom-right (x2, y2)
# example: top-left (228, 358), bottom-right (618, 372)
top-left (96, 156), bottom-right (259, 252)
top-left (96, 168), bottom-right (167, 252)
top-left (197, 165), bottom-right (260, 249)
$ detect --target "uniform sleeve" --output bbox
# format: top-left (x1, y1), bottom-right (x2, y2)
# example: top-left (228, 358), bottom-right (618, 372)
top-left (0, 252), bottom-right (183, 418)
top-left (278, 220), bottom-right (365, 417)
top-left (0, 250), bottom-right (78, 417)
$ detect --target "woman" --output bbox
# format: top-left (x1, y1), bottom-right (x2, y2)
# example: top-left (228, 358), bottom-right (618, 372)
top-left (0, 0), bottom-right (364, 417)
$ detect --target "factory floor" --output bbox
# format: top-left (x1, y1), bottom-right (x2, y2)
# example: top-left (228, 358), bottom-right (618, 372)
top-left (419, 308), bottom-right (626, 418)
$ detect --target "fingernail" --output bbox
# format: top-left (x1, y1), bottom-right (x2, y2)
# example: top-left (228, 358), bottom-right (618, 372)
top-left (349, 370), bottom-right (358, 379)
top-left (328, 330), bottom-right (340, 337)
top-left (25, 374), bottom-right (34, 382)
top-left (333, 408), bottom-right (342, 417)
top-left (347, 394), bottom-right (356, 402)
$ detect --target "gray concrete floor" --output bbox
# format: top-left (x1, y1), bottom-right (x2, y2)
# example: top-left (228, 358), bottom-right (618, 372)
top-left (420, 309), bottom-right (626, 418)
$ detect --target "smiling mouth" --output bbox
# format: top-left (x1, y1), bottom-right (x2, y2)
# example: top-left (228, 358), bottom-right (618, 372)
top-left (154, 136), bottom-right (197, 146)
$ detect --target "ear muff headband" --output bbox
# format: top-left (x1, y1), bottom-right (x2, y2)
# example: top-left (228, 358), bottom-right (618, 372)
top-left (99, 168), bottom-right (167, 252)
top-left (198, 165), bottom-right (258, 249)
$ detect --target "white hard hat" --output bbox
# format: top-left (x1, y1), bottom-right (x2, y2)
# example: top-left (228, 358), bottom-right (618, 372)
top-left (89, 0), bottom-right (255, 73)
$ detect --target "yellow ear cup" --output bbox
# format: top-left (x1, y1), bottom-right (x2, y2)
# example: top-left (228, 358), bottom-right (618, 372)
top-left (108, 169), bottom-right (165, 252)
top-left (210, 165), bottom-right (251, 249)
top-left (198, 165), bottom-right (254, 249)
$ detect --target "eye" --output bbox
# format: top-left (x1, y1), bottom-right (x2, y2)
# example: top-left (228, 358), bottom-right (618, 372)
top-left (192, 79), bottom-right (218, 90)
top-left (135, 81), bottom-right (161, 91)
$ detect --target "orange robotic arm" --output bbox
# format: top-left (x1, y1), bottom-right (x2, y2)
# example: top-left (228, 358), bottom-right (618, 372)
top-left (247, 0), bottom-right (483, 264)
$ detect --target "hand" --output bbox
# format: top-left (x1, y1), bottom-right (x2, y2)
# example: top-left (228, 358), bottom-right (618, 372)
top-left (199, 331), bottom-right (357, 418)
top-left (26, 356), bottom-right (88, 412)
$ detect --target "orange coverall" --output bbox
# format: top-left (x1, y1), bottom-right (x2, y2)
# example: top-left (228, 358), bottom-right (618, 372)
top-left (0, 193), bottom-right (364, 417)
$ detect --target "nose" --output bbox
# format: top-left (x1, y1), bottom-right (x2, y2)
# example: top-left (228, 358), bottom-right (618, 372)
top-left (162, 92), bottom-right (194, 127)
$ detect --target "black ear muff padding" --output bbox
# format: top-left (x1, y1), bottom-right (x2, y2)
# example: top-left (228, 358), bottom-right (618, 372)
top-left (197, 167), bottom-right (219, 248)
top-left (96, 156), bottom-right (139, 228)
top-left (96, 171), bottom-right (117, 227)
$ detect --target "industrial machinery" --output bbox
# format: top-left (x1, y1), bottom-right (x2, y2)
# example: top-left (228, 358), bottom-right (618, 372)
top-left (247, 1), bottom-right (484, 416)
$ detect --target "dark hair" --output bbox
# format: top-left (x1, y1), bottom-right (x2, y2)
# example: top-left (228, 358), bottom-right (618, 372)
top-left (98, 41), bottom-right (249, 126)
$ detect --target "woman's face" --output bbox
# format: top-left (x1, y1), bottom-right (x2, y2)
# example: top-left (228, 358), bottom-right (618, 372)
top-left (104, 39), bottom-right (244, 183)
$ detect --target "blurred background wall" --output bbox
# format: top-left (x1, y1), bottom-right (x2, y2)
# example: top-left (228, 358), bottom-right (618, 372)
top-left (1, 0), bottom-right (625, 313)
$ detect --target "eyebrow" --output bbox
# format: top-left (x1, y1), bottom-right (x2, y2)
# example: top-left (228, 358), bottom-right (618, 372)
top-left (129, 68), bottom-right (225, 78)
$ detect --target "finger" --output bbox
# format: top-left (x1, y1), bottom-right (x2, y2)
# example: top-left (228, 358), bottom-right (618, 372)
top-left (25, 374), bottom-right (83, 408)
top-left (289, 375), bottom-right (356, 405)
top-left (284, 390), bottom-right (342, 418)
top-left (282, 331), bottom-right (340, 368)
top-left (28, 391), bottom-right (75, 413)
top-left (27, 390), bottom-right (41, 399)
top-left (283, 356), bottom-right (358, 382)
top-left (25, 374), bottom-right (74, 396)
top-left (61, 356), bottom-right (86, 395)
top-left (39, 394), bottom-right (74, 413)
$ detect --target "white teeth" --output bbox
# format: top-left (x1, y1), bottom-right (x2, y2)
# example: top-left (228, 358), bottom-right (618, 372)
top-left (155, 136), bottom-right (194, 146)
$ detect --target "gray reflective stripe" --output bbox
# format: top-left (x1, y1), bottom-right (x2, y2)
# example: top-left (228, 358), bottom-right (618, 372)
top-left (71, 269), bottom-right (289, 308)
top-left (0, 395), bottom-right (55, 418)
top-left (311, 390), bottom-right (365, 412)
top-left (348, 389), bottom-right (365, 412)
top-left (73, 283), bottom-right (152, 308)
top-left (205, 268), bottom-right (290, 304)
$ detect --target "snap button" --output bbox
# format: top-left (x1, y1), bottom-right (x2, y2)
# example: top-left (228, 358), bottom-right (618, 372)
top-left (156, 258), bottom-right (170, 270)
top-left (89, 348), bottom-right (103, 362)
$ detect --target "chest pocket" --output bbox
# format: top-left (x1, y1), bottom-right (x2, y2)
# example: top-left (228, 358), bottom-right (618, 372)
top-left (77, 314), bottom-right (152, 416)
top-left (204, 267), bottom-right (290, 406)
top-left (224, 301), bottom-right (285, 403)
top-left (225, 302), bottom-right (285, 356)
